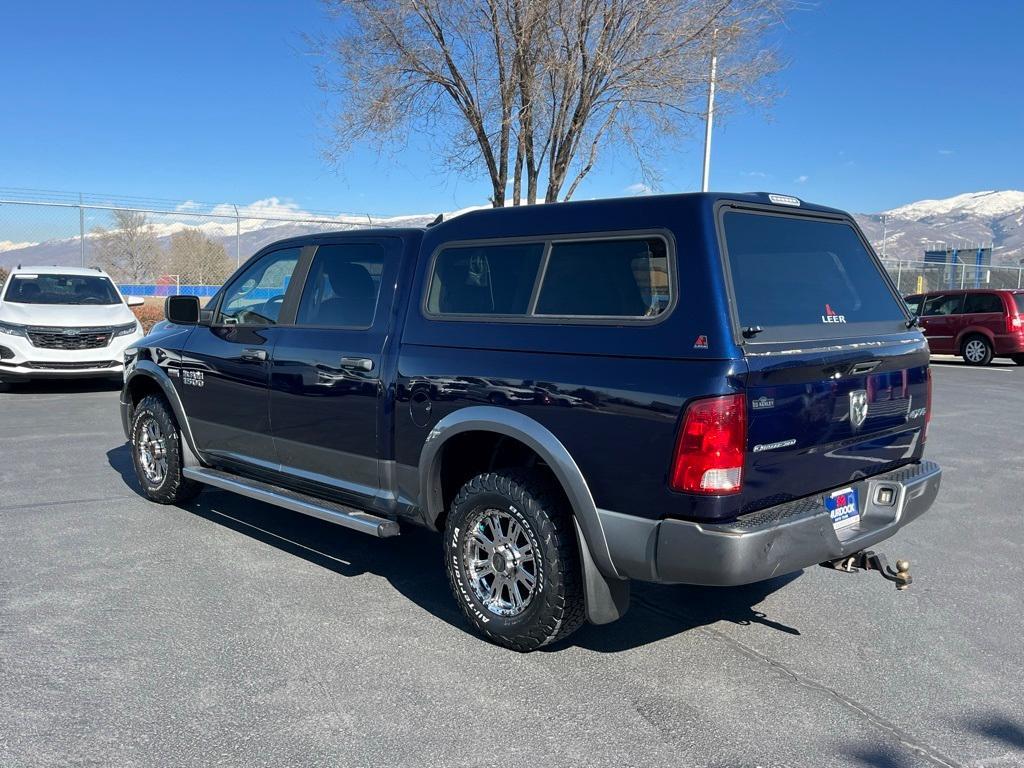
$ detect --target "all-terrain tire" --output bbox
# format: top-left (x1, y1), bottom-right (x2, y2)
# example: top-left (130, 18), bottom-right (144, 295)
top-left (444, 469), bottom-right (585, 652)
top-left (129, 394), bottom-right (201, 504)
top-left (961, 335), bottom-right (993, 366)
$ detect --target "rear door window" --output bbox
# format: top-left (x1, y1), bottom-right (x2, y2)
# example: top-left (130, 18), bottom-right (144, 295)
top-left (1015, 294), bottom-right (1024, 313)
top-left (722, 211), bottom-right (907, 342)
top-left (296, 243), bottom-right (389, 328)
top-left (963, 293), bottom-right (1003, 314)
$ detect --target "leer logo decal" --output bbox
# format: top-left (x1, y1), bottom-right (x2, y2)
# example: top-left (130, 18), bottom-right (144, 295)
top-left (821, 304), bottom-right (847, 324)
top-left (693, 335), bottom-right (709, 350)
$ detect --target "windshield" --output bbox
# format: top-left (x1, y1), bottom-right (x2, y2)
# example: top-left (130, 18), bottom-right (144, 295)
top-left (4, 274), bottom-right (122, 305)
top-left (722, 211), bottom-right (907, 343)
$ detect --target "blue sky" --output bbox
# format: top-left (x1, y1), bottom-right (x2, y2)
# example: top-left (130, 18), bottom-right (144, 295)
top-left (1, 0), bottom-right (1021, 218)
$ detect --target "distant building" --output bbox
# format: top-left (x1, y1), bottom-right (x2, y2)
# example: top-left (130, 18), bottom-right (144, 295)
top-left (924, 245), bottom-right (992, 289)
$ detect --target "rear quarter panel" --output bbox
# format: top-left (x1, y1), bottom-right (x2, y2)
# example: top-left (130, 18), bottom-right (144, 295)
top-left (394, 347), bottom-right (745, 521)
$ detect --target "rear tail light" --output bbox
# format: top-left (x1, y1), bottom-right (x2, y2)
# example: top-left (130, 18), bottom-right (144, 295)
top-left (670, 394), bottom-right (746, 495)
top-left (924, 368), bottom-right (933, 442)
top-left (1008, 315), bottom-right (1022, 333)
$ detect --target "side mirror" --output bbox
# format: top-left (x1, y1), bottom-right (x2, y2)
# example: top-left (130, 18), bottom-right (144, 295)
top-left (126, 295), bottom-right (146, 307)
top-left (165, 295), bottom-right (201, 325)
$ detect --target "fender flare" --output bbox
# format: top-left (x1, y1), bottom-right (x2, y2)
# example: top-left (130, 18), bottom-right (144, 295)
top-left (418, 406), bottom-right (630, 624)
top-left (124, 362), bottom-right (203, 468)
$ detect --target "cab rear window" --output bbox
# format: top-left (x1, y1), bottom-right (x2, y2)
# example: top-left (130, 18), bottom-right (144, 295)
top-left (722, 211), bottom-right (907, 342)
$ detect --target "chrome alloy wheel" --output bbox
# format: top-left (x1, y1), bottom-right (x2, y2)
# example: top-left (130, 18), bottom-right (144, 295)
top-left (964, 339), bottom-right (987, 363)
top-left (137, 416), bottom-right (168, 485)
top-left (463, 509), bottom-right (538, 617)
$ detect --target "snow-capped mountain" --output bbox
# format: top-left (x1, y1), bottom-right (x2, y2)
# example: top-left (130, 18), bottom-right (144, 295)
top-left (854, 190), bottom-right (1024, 265)
top-left (0, 194), bottom-right (496, 271)
top-left (3, 190), bottom-right (1023, 273)
top-left (0, 207), bottom-right (440, 272)
top-left (883, 190), bottom-right (1024, 221)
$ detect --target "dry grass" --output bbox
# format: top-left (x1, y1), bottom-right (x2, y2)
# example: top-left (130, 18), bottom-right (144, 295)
top-left (131, 301), bottom-right (165, 333)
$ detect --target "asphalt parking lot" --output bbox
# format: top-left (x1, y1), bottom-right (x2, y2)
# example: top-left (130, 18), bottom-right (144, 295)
top-left (1, 360), bottom-right (1022, 768)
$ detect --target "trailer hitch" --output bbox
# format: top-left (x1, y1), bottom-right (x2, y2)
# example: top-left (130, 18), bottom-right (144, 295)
top-left (821, 550), bottom-right (912, 590)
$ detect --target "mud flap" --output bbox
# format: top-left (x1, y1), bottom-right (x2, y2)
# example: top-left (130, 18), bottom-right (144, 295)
top-left (574, 518), bottom-right (630, 624)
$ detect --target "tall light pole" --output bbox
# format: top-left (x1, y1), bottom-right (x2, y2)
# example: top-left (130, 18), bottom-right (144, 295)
top-left (700, 28), bottom-right (718, 193)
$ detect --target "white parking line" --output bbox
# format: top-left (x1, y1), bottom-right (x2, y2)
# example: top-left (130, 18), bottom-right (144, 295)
top-left (930, 362), bottom-right (1012, 373)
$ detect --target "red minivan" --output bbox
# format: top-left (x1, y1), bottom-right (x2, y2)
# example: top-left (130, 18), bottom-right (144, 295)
top-left (904, 289), bottom-right (1024, 365)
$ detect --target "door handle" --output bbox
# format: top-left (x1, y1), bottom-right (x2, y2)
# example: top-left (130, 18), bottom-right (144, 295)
top-left (240, 348), bottom-right (268, 362)
top-left (340, 356), bottom-right (374, 372)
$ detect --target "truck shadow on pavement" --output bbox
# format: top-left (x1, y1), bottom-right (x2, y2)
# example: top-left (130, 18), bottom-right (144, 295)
top-left (106, 443), bottom-right (802, 653)
top-left (960, 714), bottom-right (1024, 752)
top-left (565, 575), bottom-right (801, 653)
top-left (840, 715), bottom-right (1024, 768)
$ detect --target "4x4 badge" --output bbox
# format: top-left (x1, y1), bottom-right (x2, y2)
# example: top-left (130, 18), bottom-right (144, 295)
top-left (849, 389), bottom-right (868, 429)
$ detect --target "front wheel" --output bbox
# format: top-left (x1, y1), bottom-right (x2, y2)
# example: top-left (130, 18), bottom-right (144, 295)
top-left (130, 394), bottom-right (201, 504)
top-left (444, 469), bottom-right (585, 652)
top-left (962, 336), bottom-right (993, 366)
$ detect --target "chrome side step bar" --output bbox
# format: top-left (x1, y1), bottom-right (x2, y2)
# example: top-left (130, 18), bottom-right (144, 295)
top-left (183, 467), bottom-right (400, 538)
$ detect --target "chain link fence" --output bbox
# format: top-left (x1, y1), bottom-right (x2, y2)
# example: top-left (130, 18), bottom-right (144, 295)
top-left (3, 190), bottom-right (1023, 301)
top-left (881, 258), bottom-right (1024, 295)
top-left (0, 190), bottom-right (429, 297)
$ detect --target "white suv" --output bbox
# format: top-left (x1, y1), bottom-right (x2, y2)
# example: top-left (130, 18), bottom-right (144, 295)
top-left (0, 265), bottom-right (145, 382)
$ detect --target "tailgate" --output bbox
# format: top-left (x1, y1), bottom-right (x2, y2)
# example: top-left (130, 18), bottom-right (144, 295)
top-left (742, 338), bottom-right (929, 510)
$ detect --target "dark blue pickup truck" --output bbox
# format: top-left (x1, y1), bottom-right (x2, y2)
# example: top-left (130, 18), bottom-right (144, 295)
top-left (120, 192), bottom-right (941, 651)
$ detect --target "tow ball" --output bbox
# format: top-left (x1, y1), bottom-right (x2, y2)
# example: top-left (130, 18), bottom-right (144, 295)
top-left (821, 550), bottom-right (912, 590)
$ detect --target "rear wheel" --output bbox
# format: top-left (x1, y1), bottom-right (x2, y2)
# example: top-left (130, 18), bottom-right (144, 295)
top-left (130, 394), bottom-right (201, 504)
top-left (962, 336), bottom-right (993, 366)
top-left (444, 469), bottom-right (585, 652)
top-left (1013, 354), bottom-right (1024, 366)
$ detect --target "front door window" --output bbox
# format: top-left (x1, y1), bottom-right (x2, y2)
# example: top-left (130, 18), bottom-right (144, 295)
top-left (218, 248), bottom-right (301, 325)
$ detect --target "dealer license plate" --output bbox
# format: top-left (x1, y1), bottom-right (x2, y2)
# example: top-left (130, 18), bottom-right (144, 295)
top-left (826, 487), bottom-right (860, 531)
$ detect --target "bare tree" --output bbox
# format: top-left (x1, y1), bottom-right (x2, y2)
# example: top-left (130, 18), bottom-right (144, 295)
top-left (0, 266), bottom-right (9, 288)
top-left (316, 0), bottom-right (792, 205)
top-left (92, 210), bottom-right (160, 284)
top-left (166, 228), bottom-right (233, 286)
